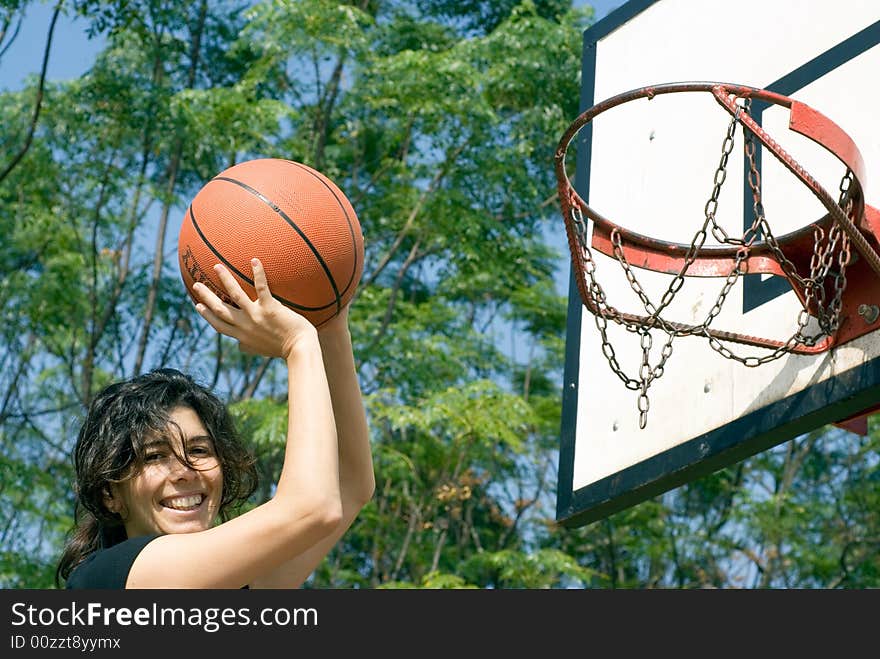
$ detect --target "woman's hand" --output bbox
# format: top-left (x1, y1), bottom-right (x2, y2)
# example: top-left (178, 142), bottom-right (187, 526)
top-left (192, 258), bottom-right (317, 360)
top-left (317, 303), bottom-right (350, 336)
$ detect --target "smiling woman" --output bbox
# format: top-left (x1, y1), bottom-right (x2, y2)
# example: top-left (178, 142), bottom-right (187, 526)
top-left (56, 369), bottom-right (258, 588)
top-left (56, 258), bottom-right (375, 589)
top-left (105, 405), bottom-right (230, 539)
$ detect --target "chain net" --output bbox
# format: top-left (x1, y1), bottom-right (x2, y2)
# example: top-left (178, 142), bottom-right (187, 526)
top-left (568, 98), bottom-right (854, 428)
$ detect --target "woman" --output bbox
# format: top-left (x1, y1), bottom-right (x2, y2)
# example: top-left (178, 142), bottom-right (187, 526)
top-left (56, 258), bottom-right (374, 588)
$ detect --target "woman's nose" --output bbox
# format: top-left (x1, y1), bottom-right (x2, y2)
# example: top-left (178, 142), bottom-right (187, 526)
top-left (167, 457), bottom-right (197, 480)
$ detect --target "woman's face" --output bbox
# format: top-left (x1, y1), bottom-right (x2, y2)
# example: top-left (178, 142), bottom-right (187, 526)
top-left (107, 406), bottom-right (224, 538)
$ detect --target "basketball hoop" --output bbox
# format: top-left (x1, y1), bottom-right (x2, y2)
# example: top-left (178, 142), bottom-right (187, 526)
top-left (555, 82), bottom-right (880, 428)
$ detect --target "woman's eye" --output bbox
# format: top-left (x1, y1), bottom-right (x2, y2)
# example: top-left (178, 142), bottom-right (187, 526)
top-left (144, 452), bottom-right (163, 463)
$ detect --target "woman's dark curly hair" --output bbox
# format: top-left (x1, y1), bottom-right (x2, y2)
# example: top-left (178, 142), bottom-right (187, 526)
top-left (55, 368), bottom-right (258, 586)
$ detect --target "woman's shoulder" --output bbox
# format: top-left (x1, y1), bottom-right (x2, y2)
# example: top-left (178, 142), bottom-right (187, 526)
top-left (66, 535), bottom-right (161, 589)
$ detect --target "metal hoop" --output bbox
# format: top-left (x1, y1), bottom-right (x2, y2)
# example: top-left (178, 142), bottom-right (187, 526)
top-left (555, 82), bottom-right (880, 427)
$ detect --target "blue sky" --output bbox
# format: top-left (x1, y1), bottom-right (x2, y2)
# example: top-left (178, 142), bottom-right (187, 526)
top-left (0, 1), bottom-right (624, 90)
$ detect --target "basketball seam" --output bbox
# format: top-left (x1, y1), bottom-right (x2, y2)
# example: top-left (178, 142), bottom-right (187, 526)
top-left (284, 161), bottom-right (362, 311)
top-left (187, 205), bottom-right (338, 314)
top-left (212, 175), bottom-right (344, 314)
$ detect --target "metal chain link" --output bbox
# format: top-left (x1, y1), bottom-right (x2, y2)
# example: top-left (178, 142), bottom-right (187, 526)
top-left (568, 96), bottom-right (854, 429)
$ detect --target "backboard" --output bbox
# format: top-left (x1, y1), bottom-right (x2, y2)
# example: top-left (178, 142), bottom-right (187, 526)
top-left (556, 0), bottom-right (880, 527)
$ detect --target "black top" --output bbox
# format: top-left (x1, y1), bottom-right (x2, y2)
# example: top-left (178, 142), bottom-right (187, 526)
top-left (66, 535), bottom-right (159, 589)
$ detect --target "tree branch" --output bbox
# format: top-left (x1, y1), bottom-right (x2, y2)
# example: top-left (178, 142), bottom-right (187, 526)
top-left (133, 0), bottom-right (208, 374)
top-left (362, 140), bottom-right (468, 290)
top-left (0, 2), bottom-right (61, 185)
top-left (362, 237), bottom-right (422, 356)
top-left (312, 51), bottom-right (346, 170)
top-left (239, 357), bottom-right (272, 401)
top-left (0, 11), bottom-right (23, 61)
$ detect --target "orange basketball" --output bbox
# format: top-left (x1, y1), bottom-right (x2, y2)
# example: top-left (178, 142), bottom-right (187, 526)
top-left (178, 158), bottom-right (364, 327)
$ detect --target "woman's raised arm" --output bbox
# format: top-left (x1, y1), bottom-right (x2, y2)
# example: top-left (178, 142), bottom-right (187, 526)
top-left (126, 259), bottom-right (343, 588)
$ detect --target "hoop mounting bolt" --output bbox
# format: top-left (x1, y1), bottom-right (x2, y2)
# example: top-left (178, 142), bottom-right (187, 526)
top-left (858, 304), bottom-right (879, 324)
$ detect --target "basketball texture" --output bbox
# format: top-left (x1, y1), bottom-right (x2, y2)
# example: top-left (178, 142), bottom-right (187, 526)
top-left (178, 158), bottom-right (364, 327)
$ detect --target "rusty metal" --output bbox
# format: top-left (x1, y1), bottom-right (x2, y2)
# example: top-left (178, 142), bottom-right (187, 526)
top-left (555, 81), bottom-right (880, 351)
top-left (555, 82), bottom-right (880, 271)
top-left (833, 402), bottom-right (880, 436)
top-left (555, 82), bottom-right (880, 427)
top-left (858, 304), bottom-right (880, 324)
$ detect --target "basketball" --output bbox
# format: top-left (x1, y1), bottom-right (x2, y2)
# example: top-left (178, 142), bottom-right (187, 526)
top-left (178, 158), bottom-right (364, 327)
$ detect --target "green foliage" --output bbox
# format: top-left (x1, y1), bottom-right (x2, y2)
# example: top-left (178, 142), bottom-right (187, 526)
top-left (229, 396), bottom-right (287, 500)
top-left (379, 571), bottom-right (479, 589)
top-left (462, 548), bottom-right (595, 588)
top-left (415, 0), bottom-right (588, 36)
top-left (370, 380), bottom-right (534, 454)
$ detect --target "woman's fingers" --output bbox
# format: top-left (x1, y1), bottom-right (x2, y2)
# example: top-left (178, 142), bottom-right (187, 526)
top-left (192, 281), bottom-right (238, 325)
top-left (192, 258), bottom-right (306, 358)
top-left (250, 258), bottom-right (273, 303)
top-left (213, 263), bottom-right (255, 309)
top-left (192, 262), bottom-right (270, 327)
top-left (194, 300), bottom-right (238, 337)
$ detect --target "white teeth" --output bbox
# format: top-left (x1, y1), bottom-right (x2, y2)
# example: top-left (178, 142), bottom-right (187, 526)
top-left (163, 494), bottom-right (204, 510)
